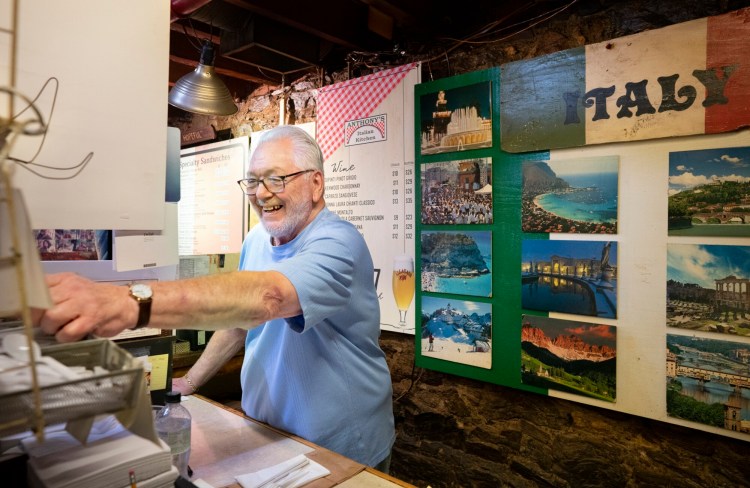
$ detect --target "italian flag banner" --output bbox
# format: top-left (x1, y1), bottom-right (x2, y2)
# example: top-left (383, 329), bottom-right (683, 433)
top-left (500, 8), bottom-right (750, 153)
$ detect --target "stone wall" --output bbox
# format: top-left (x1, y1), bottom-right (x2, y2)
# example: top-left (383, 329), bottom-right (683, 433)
top-left (381, 331), bottom-right (750, 487)
top-left (169, 1), bottom-right (750, 486)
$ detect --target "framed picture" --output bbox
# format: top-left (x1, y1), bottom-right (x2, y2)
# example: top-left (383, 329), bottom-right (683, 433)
top-left (422, 296), bottom-right (492, 369)
top-left (421, 230), bottom-right (492, 297)
top-left (667, 243), bottom-right (750, 336)
top-left (522, 315), bottom-right (616, 402)
top-left (667, 333), bottom-right (750, 437)
top-left (522, 156), bottom-right (618, 234)
top-left (421, 158), bottom-right (493, 224)
top-left (419, 81), bottom-right (492, 156)
top-left (522, 239), bottom-right (617, 319)
top-left (668, 146), bottom-right (750, 237)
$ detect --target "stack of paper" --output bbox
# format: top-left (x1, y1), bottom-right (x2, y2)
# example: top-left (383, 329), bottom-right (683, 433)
top-left (235, 454), bottom-right (330, 488)
top-left (22, 416), bottom-right (177, 488)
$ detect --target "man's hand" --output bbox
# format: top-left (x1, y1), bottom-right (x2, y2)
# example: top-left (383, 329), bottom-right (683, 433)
top-left (172, 375), bottom-right (197, 396)
top-left (38, 272), bottom-right (138, 342)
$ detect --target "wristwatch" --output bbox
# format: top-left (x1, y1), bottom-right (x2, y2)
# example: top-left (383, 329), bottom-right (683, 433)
top-left (128, 283), bottom-right (153, 329)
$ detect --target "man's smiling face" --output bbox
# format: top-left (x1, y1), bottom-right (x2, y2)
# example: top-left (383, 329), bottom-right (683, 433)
top-left (248, 138), bottom-right (315, 245)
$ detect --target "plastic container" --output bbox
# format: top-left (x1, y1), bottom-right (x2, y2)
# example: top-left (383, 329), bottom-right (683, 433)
top-left (154, 391), bottom-right (191, 478)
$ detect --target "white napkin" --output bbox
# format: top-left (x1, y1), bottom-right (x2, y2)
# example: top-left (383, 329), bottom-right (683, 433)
top-left (235, 454), bottom-right (331, 488)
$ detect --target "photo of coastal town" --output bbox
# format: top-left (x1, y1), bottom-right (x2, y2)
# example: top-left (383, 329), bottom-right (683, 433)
top-left (521, 239), bottom-right (618, 319)
top-left (667, 334), bottom-right (750, 436)
top-left (421, 158), bottom-right (493, 225)
top-left (419, 81), bottom-right (492, 156)
top-left (667, 243), bottom-right (750, 336)
top-left (521, 315), bottom-right (616, 402)
top-left (421, 296), bottom-right (492, 369)
top-left (668, 146), bottom-right (750, 237)
top-left (421, 230), bottom-right (492, 297)
top-left (522, 156), bottom-right (618, 234)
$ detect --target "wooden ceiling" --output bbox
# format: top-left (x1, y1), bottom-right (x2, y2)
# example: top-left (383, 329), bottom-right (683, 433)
top-left (169, 0), bottom-right (570, 98)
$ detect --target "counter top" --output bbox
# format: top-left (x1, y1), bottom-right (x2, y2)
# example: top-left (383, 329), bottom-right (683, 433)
top-left (184, 395), bottom-right (413, 488)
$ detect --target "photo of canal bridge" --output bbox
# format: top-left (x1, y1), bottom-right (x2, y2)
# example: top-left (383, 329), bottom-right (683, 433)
top-left (521, 240), bottom-right (617, 319)
top-left (667, 334), bottom-right (750, 436)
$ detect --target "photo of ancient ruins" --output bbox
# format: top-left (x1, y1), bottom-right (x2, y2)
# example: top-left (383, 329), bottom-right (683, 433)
top-left (667, 243), bottom-right (750, 336)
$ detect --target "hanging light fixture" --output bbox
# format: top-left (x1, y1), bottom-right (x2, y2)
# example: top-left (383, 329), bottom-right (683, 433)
top-left (168, 40), bottom-right (238, 116)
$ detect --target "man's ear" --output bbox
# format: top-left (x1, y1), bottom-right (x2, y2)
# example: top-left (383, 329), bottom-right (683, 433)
top-left (312, 170), bottom-right (325, 202)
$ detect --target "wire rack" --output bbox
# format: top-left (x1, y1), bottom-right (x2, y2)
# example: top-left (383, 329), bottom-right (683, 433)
top-left (0, 338), bottom-right (144, 438)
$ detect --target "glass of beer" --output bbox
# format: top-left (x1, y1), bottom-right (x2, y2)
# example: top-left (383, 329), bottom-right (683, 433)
top-left (392, 254), bottom-right (415, 326)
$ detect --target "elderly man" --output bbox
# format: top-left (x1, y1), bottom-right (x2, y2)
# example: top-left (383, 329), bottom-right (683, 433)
top-left (39, 125), bottom-right (395, 471)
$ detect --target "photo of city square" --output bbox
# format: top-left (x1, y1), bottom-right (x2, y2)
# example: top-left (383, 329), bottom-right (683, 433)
top-left (421, 158), bottom-right (492, 225)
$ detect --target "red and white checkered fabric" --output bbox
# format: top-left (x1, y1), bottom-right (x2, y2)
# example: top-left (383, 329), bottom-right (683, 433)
top-left (344, 117), bottom-right (386, 141)
top-left (317, 62), bottom-right (419, 160)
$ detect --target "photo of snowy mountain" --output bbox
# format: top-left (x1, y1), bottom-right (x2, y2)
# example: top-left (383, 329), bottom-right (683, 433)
top-left (421, 296), bottom-right (492, 369)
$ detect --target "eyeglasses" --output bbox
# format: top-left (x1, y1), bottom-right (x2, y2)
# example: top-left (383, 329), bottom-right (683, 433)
top-left (237, 169), bottom-right (314, 195)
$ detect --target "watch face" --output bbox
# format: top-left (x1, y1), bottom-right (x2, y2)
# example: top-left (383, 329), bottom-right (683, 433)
top-left (131, 283), bottom-right (153, 299)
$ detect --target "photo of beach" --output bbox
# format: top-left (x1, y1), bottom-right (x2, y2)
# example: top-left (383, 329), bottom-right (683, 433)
top-left (421, 230), bottom-right (492, 297)
top-left (419, 82), bottom-right (492, 156)
top-left (668, 146), bottom-right (750, 237)
top-left (522, 156), bottom-right (618, 234)
top-left (521, 239), bottom-right (618, 319)
top-left (667, 243), bottom-right (750, 336)
top-left (421, 296), bottom-right (492, 369)
top-left (522, 315), bottom-right (616, 402)
top-left (421, 158), bottom-right (493, 225)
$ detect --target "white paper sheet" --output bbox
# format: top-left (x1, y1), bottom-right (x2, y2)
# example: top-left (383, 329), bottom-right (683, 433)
top-left (0, 185), bottom-right (52, 315)
top-left (113, 203), bottom-right (178, 272)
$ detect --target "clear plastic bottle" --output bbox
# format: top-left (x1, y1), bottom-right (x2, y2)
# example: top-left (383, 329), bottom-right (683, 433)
top-left (155, 391), bottom-right (192, 479)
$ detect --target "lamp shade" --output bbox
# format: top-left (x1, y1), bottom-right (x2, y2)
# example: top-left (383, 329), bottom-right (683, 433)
top-left (168, 42), bottom-right (238, 116)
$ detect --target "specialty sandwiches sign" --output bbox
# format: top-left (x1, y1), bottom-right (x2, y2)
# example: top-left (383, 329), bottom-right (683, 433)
top-left (500, 7), bottom-right (750, 152)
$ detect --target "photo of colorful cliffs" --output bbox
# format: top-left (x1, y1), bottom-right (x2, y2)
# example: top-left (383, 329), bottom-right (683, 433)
top-left (522, 315), bottom-right (616, 402)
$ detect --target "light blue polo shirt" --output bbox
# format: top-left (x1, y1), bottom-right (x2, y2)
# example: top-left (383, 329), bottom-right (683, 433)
top-left (238, 208), bottom-right (395, 466)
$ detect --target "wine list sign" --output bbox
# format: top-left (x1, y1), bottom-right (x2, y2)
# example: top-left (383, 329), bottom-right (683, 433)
top-left (317, 63), bottom-right (421, 334)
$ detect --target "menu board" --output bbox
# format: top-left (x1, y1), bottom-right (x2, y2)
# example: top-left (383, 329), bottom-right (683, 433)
top-left (178, 137), bottom-right (248, 256)
top-left (317, 64), bottom-right (421, 333)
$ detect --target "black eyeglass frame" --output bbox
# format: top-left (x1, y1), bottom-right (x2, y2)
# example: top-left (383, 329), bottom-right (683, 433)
top-left (237, 169), bottom-right (315, 195)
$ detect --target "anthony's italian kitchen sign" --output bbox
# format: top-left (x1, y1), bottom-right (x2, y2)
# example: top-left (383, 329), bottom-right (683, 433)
top-left (500, 8), bottom-right (750, 152)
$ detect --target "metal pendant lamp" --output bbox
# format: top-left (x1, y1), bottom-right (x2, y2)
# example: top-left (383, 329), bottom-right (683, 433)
top-left (168, 40), bottom-right (238, 116)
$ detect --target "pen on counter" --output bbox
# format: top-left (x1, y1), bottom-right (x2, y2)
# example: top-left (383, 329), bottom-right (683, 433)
top-left (129, 469), bottom-right (137, 488)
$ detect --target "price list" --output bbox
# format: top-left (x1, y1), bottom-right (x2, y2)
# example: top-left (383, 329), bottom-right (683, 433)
top-left (325, 160), bottom-right (414, 251)
top-left (178, 139), bottom-right (247, 256)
